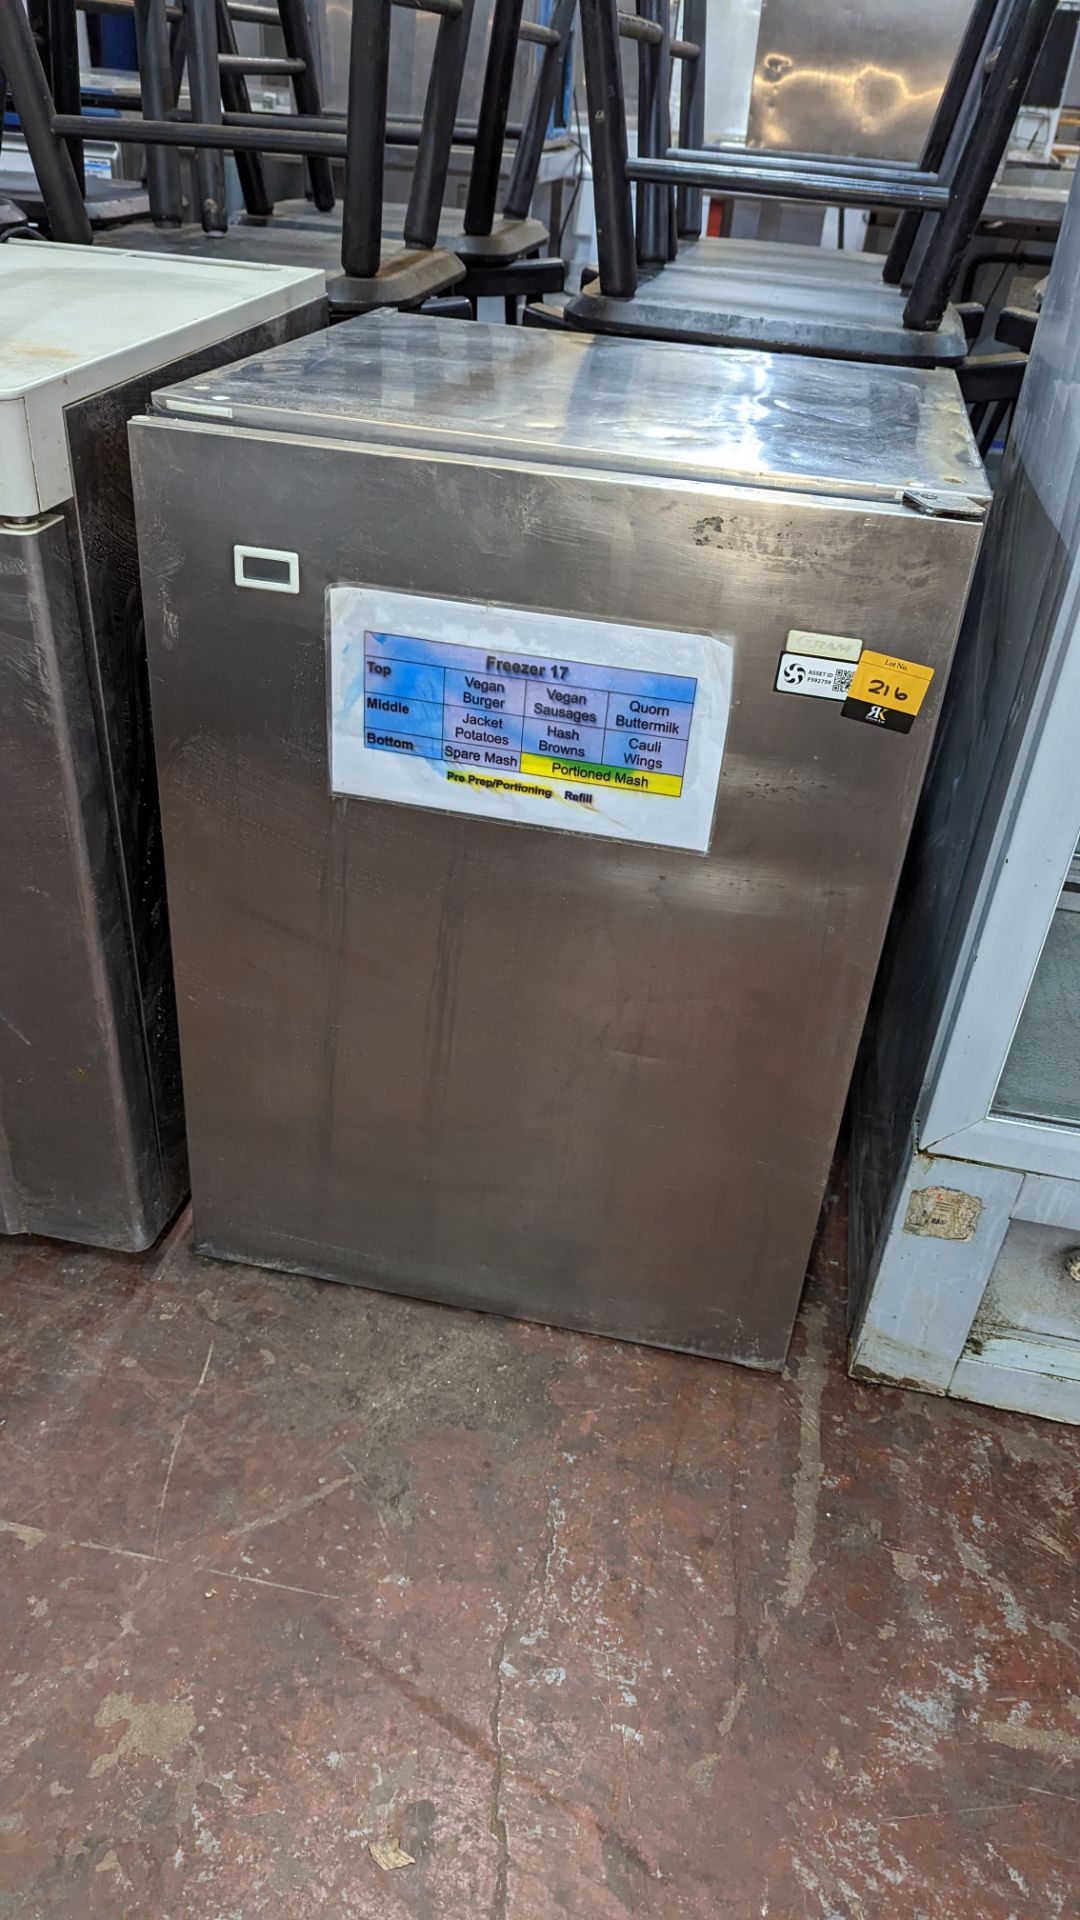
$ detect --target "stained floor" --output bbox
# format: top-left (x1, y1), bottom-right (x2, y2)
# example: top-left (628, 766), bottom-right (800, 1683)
top-left (0, 1192), bottom-right (1077, 1919)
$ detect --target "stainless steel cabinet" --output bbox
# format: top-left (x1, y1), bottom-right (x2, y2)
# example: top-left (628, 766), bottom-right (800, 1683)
top-left (131, 317), bottom-right (986, 1363)
top-left (0, 246), bottom-right (326, 1251)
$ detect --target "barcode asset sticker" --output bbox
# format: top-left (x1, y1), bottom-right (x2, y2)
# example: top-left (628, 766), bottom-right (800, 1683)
top-left (774, 652), bottom-right (856, 701)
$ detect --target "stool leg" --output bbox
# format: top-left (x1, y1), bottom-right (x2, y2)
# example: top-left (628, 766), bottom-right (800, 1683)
top-left (278, 0), bottom-right (335, 213)
top-left (676, 0), bottom-right (706, 239)
top-left (405, 0), bottom-right (478, 251)
top-left (215, 0), bottom-right (273, 218)
top-left (464, 0), bottom-right (525, 238)
top-left (133, 0), bottom-right (184, 225)
top-left (47, 0), bottom-right (83, 195)
top-left (184, 0), bottom-right (228, 233)
top-left (504, 0), bottom-right (576, 223)
top-left (577, 0), bottom-right (636, 297)
top-left (341, 0), bottom-right (389, 279)
top-left (0, 0), bottom-right (91, 242)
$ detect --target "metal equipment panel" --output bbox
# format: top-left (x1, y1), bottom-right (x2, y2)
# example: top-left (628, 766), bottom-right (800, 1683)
top-left (316, 0), bottom-right (542, 121)
top-left (747, 0), bottom-right (977, 162)
top-left (132, 318), bottom-right (985, 1366)
top-left (0, 247), bottom-right (326, 1250)
top-left (0, 516), bottom-right (166, 1247)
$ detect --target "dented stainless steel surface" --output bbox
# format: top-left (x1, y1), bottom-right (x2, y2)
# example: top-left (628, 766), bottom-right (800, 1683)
top-left (151, 314), bottom-right (988, 502)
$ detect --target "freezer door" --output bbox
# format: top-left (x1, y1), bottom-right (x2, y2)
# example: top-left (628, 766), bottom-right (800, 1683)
top-left (132, 418), bottom-right (981, 1365)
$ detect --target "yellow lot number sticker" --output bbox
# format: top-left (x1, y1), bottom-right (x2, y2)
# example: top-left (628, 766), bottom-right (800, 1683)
top-left (841, 650), bottom-right (935, 734)
top-left (850, 651), bottom-right (934, 714)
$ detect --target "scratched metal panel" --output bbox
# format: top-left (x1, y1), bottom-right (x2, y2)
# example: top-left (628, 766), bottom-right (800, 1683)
top-left (747, 0), bottom-right (977, 162)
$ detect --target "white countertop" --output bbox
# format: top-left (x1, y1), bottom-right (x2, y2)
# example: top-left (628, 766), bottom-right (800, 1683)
top-left (0, 242), bottom-right (325, 515)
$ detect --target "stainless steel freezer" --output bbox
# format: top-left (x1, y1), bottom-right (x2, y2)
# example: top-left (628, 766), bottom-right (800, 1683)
top-left (0, 245), bottom-right (326, 1251)
top-left (131, 317), bottom-right (988, 1365)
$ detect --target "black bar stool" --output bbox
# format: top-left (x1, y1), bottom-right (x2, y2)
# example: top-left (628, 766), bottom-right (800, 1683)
top-left (563, 0), bottom-right (1059, 368)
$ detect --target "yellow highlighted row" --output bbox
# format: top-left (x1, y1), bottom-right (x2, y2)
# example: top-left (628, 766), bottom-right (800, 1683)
top-left (444, 766), bottom-right (556, 800)
top-left (519, 753), bottom-right (683, 798)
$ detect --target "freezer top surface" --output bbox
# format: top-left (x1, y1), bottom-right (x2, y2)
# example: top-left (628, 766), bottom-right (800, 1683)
top-left (150, 314), bottom-right (989, 508)
top-left (0, 244), bottom-right (325, 517)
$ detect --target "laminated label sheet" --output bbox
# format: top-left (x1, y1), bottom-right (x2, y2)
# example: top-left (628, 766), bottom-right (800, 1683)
top-left (328, 589), bottom-right (733, 853)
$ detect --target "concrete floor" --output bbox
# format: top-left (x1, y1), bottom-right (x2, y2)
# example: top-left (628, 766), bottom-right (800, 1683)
top-left (0, 1192), bottom-right (1077, 1919)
